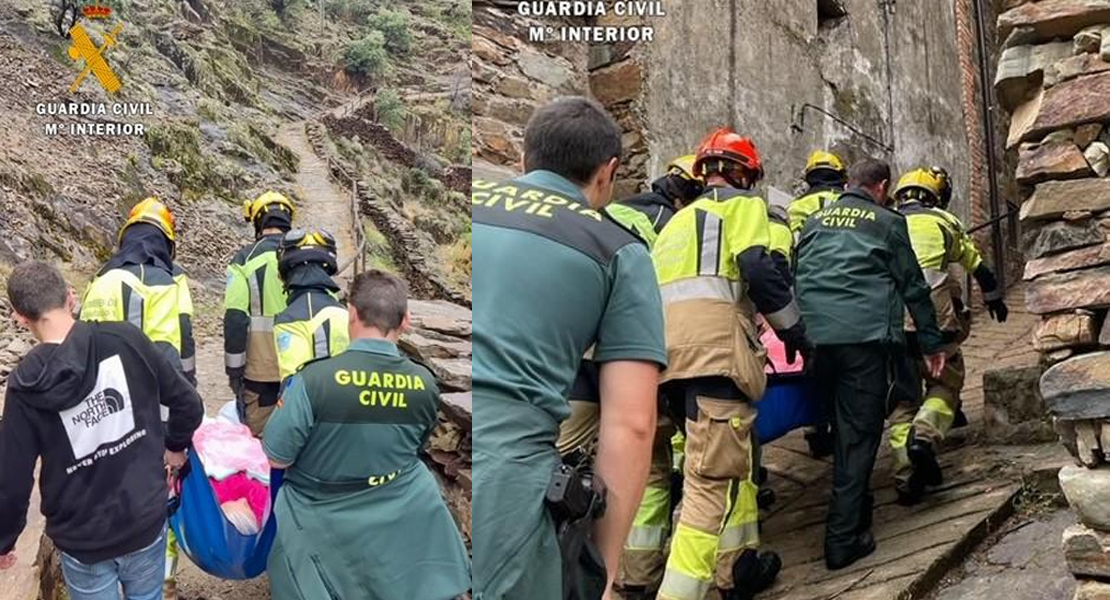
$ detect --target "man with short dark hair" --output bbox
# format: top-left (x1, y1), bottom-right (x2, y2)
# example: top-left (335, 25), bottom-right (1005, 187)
top-left (264, 269), bottom-right (470, 600)
top-left (473, 96), bottom-right (667, 599)
top-left (795, 159), bottom-right (947, 570)
top-left (0, 261), bottom-right (203, 600)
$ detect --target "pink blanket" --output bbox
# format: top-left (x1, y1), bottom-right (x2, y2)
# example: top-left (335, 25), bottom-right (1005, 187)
top-left (192, 418), bottom-right (271, 483)
top-left (212, 473), bottom-right (269, 526)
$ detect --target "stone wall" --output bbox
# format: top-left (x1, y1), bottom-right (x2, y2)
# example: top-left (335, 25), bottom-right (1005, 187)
top-left (994, 2), bottom-right (1110, 597)
top-left (472, 1), bottom-right (999, 231)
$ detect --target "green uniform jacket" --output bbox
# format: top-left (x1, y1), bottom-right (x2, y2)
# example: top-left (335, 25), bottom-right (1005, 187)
top-left (472, 170), bottom-right (667, 600)
top-left (263, 339), bottom-right (470, 600)
top-left (795, 189), bottom-right (945, 353)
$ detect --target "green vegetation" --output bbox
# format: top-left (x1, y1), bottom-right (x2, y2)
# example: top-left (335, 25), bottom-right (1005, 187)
top-left (369, 8), bottom-right (413, 54)
top-left (344, 30), bottom-right (389, 78)
top-left (375, 89), bottom-right (407, 133)
top-left (144, 121), bottom-right (233, 200)
top-left (227, 122), bottom-right (299, 174)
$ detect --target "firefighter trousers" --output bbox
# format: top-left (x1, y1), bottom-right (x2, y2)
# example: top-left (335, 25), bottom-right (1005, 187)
top-left (658, 377), bottom-right (759, 600)
top-left (889, 350), bottom-right (965, 484)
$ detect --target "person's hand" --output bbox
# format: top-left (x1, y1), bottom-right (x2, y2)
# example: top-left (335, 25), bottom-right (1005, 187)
top-left (924, 353), bottom-right (947, 379)
top-left (0, 552), bottom-right (16, 571)
top-left (987, 298), bottom-right (1008, 323)
top-left (785, 336), bottom-right (814, 365)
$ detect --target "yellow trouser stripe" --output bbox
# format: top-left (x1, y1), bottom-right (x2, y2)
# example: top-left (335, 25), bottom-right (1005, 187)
top-left (718, 480), bottom-right (760, 551)
top-left (659, 523), bottom-right (716, 600)
top-left (165, 527), bottom-right (178, 582)
top-left (626, 486), bottom-right (672, 550)
top-left (890, 422), bottom-right (912, 467)
top-left (672, 431), bottom-right (686, 472)
top-left (916, 396), bottom-right (956, 438)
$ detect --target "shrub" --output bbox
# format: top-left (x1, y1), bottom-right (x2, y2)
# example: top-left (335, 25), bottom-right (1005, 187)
top-left (374, 89), bottom-right (406, 132)
top-left (344, 31), bottom-right (389, 78)
top-left (369, 8), bottom-right (412, 54)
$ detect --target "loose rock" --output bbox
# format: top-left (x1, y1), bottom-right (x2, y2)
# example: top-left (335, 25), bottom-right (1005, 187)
top-left (1042, 351), bottom-right (1110, 419)
top-left (1027, 71), bottom-right (1110, 142)
top-left (1023, 219), bottom-right (1105, 261)
top-left (1033, 311), bottom-right (1099, 351)
top-left (1017, 141), bottom-right (1093, 184)
top-left (1061, 464), bottom-right (1110, 529)
top-left (1086, 142), bottom-right (1110, 176)
top-left (1064, 523), bottom-right (1110, 577)
top-left (1021, 178), bottom-right (1110, 222)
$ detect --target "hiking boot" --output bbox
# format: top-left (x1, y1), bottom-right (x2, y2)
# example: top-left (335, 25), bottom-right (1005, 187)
top-left (805, 424), bottom-right (835, 458)
top-left (908, 439), bottom-right (943, 487)
top-left (725, 549), bottom-right (781, 600)
top-left (895, 472), bottom-right (926, 506)
top-left (953, 408), bottom-right (969, 429)
top-left (825, 531), bottom-right (876, 570)
top-left (757, 487), bottom-right (776, 509)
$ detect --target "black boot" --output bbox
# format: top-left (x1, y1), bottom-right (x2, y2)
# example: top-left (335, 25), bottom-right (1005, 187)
top-left (725, 549), bottom-right (782, 600)
top-left (805, 424), bottom-right (835, 458)
top-left (757, 487), bottom-right (776, 509)
top-left (895, 472), bottom-right (926, 506)
top-left (908, 439), bottom-right (943, 487)
top-left (953, 408), bottom-right (969, 429)
top-left (825, 531), bottom-right (876, 570)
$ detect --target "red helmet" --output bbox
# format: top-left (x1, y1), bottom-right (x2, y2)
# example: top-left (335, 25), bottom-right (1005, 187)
top-left (693, 128), bottom-right (765, 183)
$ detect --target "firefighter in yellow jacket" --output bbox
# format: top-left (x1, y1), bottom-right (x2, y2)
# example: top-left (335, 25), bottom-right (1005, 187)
top-left (653, 129), bottom-right (812, 600)
top-left (79, 197), bottom-right (195, 600)
top-left (225, 191), bottom-right (295, 437)
top-left (273, 229), bottom-right (350, 381)
top-left (787, 150), bottom-right (848, 234)
top-left (888, 167), bottom-right (1008, 504)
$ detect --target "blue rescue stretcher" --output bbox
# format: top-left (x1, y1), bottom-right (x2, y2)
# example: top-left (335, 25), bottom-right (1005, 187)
top-left (753, 329), bottom-right (827, 444)
top-left (168, 449), bottom-right (283, 580)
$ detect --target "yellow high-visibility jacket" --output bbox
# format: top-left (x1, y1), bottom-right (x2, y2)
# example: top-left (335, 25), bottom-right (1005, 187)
top-left (224, 235), bottom-right (288, 383)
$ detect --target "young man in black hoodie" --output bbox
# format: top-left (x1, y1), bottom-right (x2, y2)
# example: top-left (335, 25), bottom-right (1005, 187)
top-left (0, 261), bottom-right (203, 600)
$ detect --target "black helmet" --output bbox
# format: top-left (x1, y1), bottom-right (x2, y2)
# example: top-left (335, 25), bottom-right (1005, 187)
top-left (277, 229), bottom-right (338, 278)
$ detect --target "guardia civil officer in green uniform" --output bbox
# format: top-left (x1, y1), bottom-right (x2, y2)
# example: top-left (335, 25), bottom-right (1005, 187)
top-left (794, 159), bottom-right (948, 570)
top-left (273, 229), bottom-right (350, 382)
top-left (264, 269), bottom-right (470, 600)
top-left (225, 191), bottom-right (295, 437)
top-left (473, 96), bottom-right (668, 599)
top-left (555, 153), bottom-right (704, 598)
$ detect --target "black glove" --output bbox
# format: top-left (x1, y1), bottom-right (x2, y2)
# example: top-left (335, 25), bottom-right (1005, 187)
top-left (783, 334), bottom-right (814, 366)
top-left (987, 298), bottom-right (1008, 323)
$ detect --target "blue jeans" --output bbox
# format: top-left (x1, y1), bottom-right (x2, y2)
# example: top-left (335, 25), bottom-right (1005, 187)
top-left (60, 525), bottom-right (167, 600)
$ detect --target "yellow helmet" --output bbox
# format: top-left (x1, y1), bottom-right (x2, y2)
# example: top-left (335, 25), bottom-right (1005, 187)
top-left (665, 154), bottom-right (701, 182)
top-left (893, 168), bottom-right (943, 204)
top-left (120, 197), bottom-right (175, 246)
top-left (242, 191), bottom-right (295, 224)
top-left (805, 150), bottom-right (846, 176)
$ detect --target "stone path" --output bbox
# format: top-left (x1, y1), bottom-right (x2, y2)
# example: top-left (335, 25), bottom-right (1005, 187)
top-left (274, 121), bottom-right (358, 289)
top-left (755, 285), bottom-right (1047, 600)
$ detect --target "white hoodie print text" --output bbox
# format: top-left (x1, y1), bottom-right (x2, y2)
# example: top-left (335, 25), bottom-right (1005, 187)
top-left (58, 354), bottom-right (138, 463)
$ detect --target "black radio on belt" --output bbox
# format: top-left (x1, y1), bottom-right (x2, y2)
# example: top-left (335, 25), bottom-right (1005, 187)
top-left (545, 454), bottom-right (606, 525)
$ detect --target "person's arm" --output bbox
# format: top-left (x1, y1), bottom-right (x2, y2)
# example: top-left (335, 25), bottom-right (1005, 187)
top-left (224, 263), bottom-right (250, 392)
top-left (263, 375), bottom-right (314, 469)
top-left (176, 274), bottom-right (197, 387)
top-left (0, 396), bottom-right (41, 561)
top-left (888, 218), bottom-right (947, 375)
top-left (152, 334), bottom-right (204, 455)
top-left (594, 360), bottom-right (659, 595)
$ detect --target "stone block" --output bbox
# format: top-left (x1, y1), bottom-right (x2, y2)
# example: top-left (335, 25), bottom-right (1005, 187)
top-left (1034, 311), bottom-right (1100, 351)
top-left (1027, 266), bottom-right (1110, 314)
top-left (1045, 53), bottom-right (1110, 88)
top-left (1076, 579), bottom-right (1110, 600)
top-left (1078, 123), bottom-right (1105, 148)
top-left (983, 365), bottom-right (1056, 443)
top-left (1026, 243), bottom-right (1110, 280)
top-left (589, 58), bottom-right (643, 106)
top-left (996, 41), bottom-right (1074, 110)
top-left (999, 0), bottom-right (1110, 44)
top-left (1075, 26), bottom-right (1105, 54)
top-left (1062, 465), bottom-right (1110, 529)
top-left (1017, 141), bottom-right (1093, 184)
top-left (1028, 71), bottom-right (1110, 142)
top-left (1021, 178), bottom-right (1110, 222)
top-left (1008, 87), bottom-right (1045, 148)
top-left (1064, 524), bottom-right (1110, 578)
top-left (516, 46), bottom-right (575, 92)
top-left (1042, 352), bottom-right (1110, 419)
top-left (1087, 142), bottom-right (1110, 177)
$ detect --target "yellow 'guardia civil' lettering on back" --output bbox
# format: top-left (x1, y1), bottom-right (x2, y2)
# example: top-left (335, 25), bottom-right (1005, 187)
top-left (334, 370), bottom-right (427, 390)
top-left (816, 206), bottom-right (878, 221)
top-left (472, 179), bottom-right (603, 221)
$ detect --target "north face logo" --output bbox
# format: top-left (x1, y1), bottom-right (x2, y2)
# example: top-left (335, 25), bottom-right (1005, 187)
top-left (69, 387), bottom-right (127, 428)
top-left (60, 354), bottom-right (136, 459)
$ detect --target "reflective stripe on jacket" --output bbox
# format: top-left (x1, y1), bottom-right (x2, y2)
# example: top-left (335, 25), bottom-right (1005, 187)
top-left (274, 293), bottom-right (350, 381)
top-left (225, 235), bottom-right (288, 382)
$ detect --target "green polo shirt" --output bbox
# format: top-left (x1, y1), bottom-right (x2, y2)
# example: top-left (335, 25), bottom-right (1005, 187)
top-left (263, 338), bottom-right (470, 600)
top-left (472, 169), bottom-right (667, 599)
